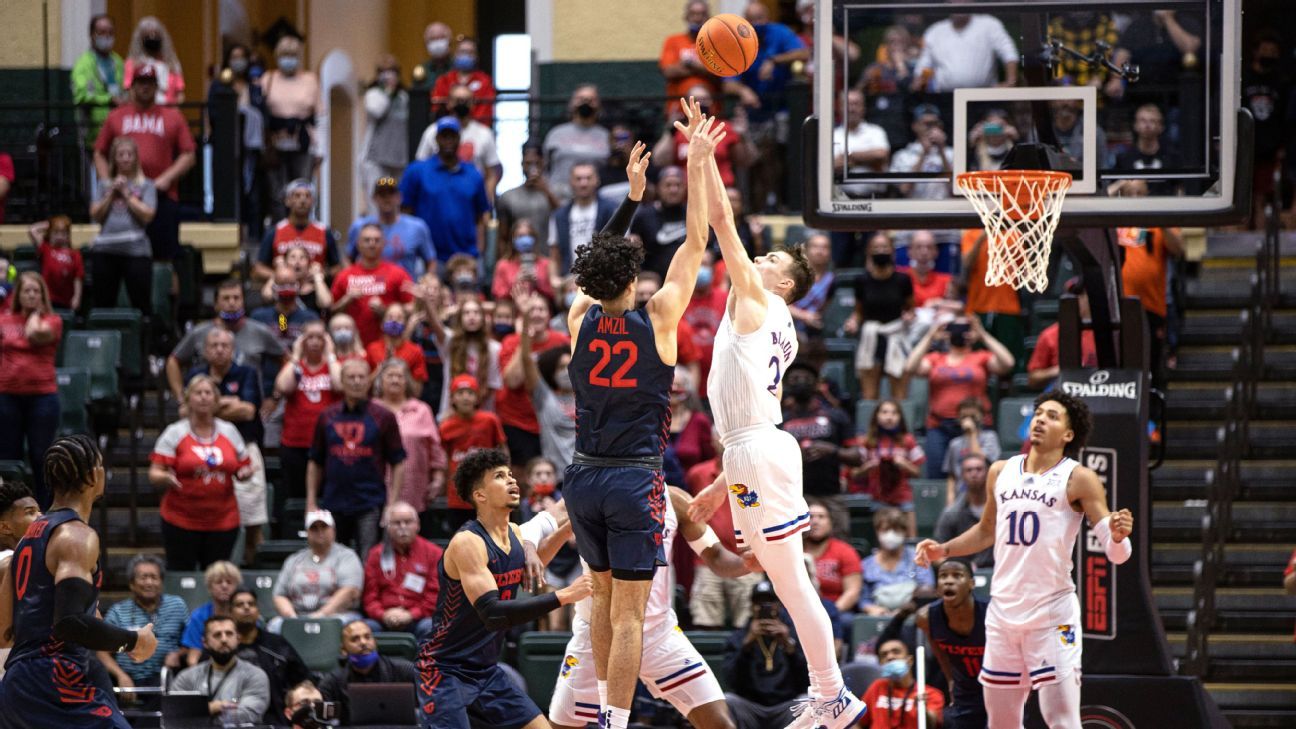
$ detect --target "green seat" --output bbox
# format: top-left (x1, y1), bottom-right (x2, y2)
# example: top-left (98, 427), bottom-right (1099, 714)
top-left (374, 632), bottom-right (419, 661)
top-left (821, 287), bottom-right (855, 337)
top-left (55, 367), bottom-right (91, 435)
top-left (86, 308), bottom-right (144, 381)
top-left (850, 614), bottom-right (890, 654)
top-left (912, 479), bottom-right (946, 540)
top-left (281, 618), bottom-right (343, 673)
top-left (164, 571), bottom-right (210, 612)
top-left (241, 569), bottom-right (282, 618)
top-left (997, 397), bottom-right (1036, 452)
top-left (683, 631), bottom-right (730, 692)
top-left (62, 330), bottom-right (121, 401)
top-left (0, 460), bottom-right (33, 488)
top-left (517, 631), bottom-right (574, 710)
top-left (11, 245), bottom-right (37, 262)
top-left (973, 569), bottom-right (993, 601)
top-left (844, 494), bottom-right (876, 544)
top-left (13, 260), bottom-right (39, 276)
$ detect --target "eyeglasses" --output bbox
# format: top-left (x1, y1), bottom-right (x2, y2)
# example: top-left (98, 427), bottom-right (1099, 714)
top-left (376, 177), bottom-right (398, 188)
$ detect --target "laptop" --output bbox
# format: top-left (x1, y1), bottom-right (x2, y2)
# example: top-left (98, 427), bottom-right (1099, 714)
top-left (348, 682), bottom-right (418, 727)
top-left (160, 692), bottom-right (212, 729)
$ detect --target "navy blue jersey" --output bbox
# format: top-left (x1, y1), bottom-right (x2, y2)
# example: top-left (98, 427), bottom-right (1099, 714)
top-left (418, 519), bottom-right (526, 676)
top-left (568, 306), bottom-right (673, 458)
top-left (928, 598), bottom-right (988, 704)
top-left (6, 509), bottom-right (102, 668)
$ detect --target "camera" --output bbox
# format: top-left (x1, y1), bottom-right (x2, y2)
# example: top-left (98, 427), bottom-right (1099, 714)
top-left (754, 603), bottom-right (781, 621)
top-left (291, 700), bottom-right (339, 728)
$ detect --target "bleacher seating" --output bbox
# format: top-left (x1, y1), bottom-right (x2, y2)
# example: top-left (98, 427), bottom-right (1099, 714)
top-left (86, 308), bottom-right (145, 382)
top-left (683, 631), bottom-right (729, 692)
top-left (517, 631), bottom-right (572, 710)
top-left (165, 571), bottom-right (209, 612)
top-left (996, 396), bottom-right (1036, 452)
top-left (912, 479), bottom-right (945, 539)
top-left (55, 367), bottom-right (91, 435)
top-left (62, 330), bottom-right (121, 402)
top-left (281, 617), bottom-right (343, 673)
top-left (850, 614), bottom-right (890, 656)
top-left (375, 631), bottom-right (419, 661)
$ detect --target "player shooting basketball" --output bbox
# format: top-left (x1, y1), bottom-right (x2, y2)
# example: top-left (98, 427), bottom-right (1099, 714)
top-left (561, 97), bottom-right (724, 729)
top-left (915, 390), bottom-right (1134, 729)
top-left (687, 123), bottom-right (863, 729)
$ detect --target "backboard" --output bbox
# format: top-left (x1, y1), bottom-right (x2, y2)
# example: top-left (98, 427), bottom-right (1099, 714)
top-left (805, 0), bottom-right (1250, 230)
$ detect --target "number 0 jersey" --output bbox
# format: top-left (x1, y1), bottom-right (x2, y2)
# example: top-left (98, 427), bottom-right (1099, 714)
top-left (5, 509), bottom-right (102, 668)
top-left (990, 454), bottom-right (1083, 628)
top-left (568, 305), bottom-right (673, 459)
top-left (707, 290), bottom-right (798, 436)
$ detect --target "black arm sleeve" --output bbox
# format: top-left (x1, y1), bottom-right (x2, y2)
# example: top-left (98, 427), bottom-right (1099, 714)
top-left (601, 196), bottom-right (641, 237)
top-left (53, 577), bottom-right (138, 653)
top-left (472, 590), bottom-right (561, 631)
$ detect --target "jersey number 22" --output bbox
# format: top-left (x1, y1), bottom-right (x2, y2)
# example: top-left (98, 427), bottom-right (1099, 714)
top-left (588, 340), bottom-right (638, 388)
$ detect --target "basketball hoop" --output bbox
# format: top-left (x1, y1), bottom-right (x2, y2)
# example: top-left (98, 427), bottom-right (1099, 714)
top-left (956, 170), bottom-right (1072, 293)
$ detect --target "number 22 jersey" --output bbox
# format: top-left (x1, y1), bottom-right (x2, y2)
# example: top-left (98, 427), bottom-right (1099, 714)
top-left (990, 454), bottom-right (1083, 628)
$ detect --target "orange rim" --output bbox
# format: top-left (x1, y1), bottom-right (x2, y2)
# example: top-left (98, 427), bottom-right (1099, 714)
top-left (957, 170), bottom-right (1072, 219)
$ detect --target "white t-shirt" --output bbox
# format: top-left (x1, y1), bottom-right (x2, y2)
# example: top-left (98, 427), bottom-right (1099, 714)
top-left (833, 121), bottom-right (891, 197)
top-left (415, 119), bottom-right (501, 179)
top-left (549, 200), bottom-right (599, 265)
top-left (889, 142), bottom-right (956, 201)
top-left (917, 14), bottom-right (1019, 91)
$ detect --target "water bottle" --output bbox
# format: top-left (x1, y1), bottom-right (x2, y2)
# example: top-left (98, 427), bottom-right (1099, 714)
top-left (220, 700), bottom-right (239, 728)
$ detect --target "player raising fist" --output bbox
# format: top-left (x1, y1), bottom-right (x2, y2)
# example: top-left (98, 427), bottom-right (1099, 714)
top-left (915, 391), bottom-right (1133, 729)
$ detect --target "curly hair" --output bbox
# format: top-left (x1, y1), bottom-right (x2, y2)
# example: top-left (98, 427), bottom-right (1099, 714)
top-left (453, 448), bottom-right (511, 506)
top-left (778, 244), bottom-right (815, 303)
top-left (1034, 390), bottom-right (1092, 458)
top-left (571, 231), bottom-right (644, 301)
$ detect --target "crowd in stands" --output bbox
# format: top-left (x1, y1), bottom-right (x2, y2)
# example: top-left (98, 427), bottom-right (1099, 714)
top-left (0, 3), bottom-right (1273, 728)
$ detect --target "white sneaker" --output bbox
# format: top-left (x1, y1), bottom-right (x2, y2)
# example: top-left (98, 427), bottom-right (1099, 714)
top-left (783, 687), bottom-right (867, 729)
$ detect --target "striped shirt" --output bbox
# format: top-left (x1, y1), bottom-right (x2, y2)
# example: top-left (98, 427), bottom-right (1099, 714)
top-left (104, 594), bottom-right (189, 682)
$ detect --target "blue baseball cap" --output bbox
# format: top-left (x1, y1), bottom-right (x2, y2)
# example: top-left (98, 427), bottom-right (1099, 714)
top-left (435, 116), bottom-right (462, 135)
top-left (912, 103), bottom-right (942, 121)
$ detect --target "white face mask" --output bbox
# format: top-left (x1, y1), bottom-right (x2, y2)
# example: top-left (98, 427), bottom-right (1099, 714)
top-left (877, 530), bottom-right (905, 551)
top-left (426, 38), bottom-right (450, 58)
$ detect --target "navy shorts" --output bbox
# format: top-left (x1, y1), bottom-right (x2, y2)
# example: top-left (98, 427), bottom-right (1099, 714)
top-left (418, 664), bottom-right (541, 729)
top-left (0, 657), bottom-right (131, 729)
top-left (562, 463), bottom-right (666, 579)
top-left (943, 701), bottom-right (988, 729)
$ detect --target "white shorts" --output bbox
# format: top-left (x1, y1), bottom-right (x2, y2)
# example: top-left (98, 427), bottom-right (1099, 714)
top-left (980, 594), bottom-right (1083, 690)
top-left (549, 619), bottom-right (724, 725)
top-left (233, 443), bottom-right (268, 527)
top-left (722, 427), bottom-right (809, 553)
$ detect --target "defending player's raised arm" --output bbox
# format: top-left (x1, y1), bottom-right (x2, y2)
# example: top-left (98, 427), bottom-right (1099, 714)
top-left (702, 134), bottom-right (766, 335)
top-left (671, 486), bottom-right (748, 578)
top-left (1070, 466), bottom-right (1133, 564)
top-left (648, 98), bottom-right (719, 329)
top-left (917, 460), bottom-right (1002, 566)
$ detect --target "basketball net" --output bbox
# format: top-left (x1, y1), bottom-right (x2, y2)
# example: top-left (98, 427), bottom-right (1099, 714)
top-left (957, 170), bottom-right (1072, 293)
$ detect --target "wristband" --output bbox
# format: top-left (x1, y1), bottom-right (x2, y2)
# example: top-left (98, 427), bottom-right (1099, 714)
top-left (1092, 514), bottom-right (1132, 565)
top-left (518, 511), bottom-right (558, 547)
top-left (686, 526), bottom-right (721, 556)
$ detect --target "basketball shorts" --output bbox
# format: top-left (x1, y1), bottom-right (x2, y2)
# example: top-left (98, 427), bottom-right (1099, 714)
top-left (722, 426), bottom-right (810, 555)
top-left (980, 594), bottom-right (1083, 690)
top-left (549, 618), bottom-right (724, 725)
top-left (0, 657), bottom-right (131, 729)
top-left (562, 463), bottom-right (666, 579)
top-left (418, 663), bottom-right (542, 729)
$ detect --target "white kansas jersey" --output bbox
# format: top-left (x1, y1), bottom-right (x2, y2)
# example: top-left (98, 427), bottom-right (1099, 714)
top-left (574, 499), bottom-right (678, 634)
top-left (989, 454), bottom-right (1084, 628)
top-left (707, 289), bottom-right (798, 435)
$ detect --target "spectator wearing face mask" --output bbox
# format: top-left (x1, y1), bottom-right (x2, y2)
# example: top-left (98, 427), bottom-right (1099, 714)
top-left (430, 37), bottom-right (496, 125)
top-left (124, 16), bottom-right (184, 104)
top-left (660, 1), bottom-right (720, 115)
top-left (860, 508), bottom-right (934, 617)
top-left (261, 35), bottom-right (323, 219)
top-left (416, 83), bottom-right (501, 198)
top-left (681, 249), bottom-right (728, 396)
top-left (860, 639), bottom-right (945, 729)
top-left (844, 233), bottom-right (915, 401)
top-left (366, 304), bottom-right (428, 385)
top-left (967, 109), bottom-right (1019, 172)
top-left (498, 144), bottom-right (560, 256)
top-left (71, 14), bottom-right (125, 146)
top-left (166, 279), bottom-right (286, 404)
top-left (938, 398), bottom-right (1000, 505)
top-left (653, 85), bottom-right (754, 189)
top-left (543, 85), bottom-right (610, 199)
top-left (319, 620), bottom-right (418, 726)
top-left (420, 22), bottom-right (454, 87)
top-left (331, 224), bottom-right (416, 347)
top-left (252, 263), bottom-right (321, 349)
top-left (779, 361), bottom-right (859, 506)
top-left (360, 55), bottom-right (409, 212)
top-left (328, 313), bottom-right (366, 364)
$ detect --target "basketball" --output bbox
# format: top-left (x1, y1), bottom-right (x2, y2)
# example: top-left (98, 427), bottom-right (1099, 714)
top-left (695, 14), bottom-right (759, 77)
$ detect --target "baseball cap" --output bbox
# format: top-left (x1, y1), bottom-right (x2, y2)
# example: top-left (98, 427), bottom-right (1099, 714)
top-left (912, 103), bottom-right (942, 121)
top-left (306, 510), bottom-right (335, 528)
top-left (132, 65), bottom-right (158, 84)
top-left (451, 374), bottom-right (479, 393)
top-left (284, 178), bottom-right (316, 198)
top-left (373, 176), bottom-right (399, 194)
top-left (750, 580), bottom-right (778, 603)
top-left (435, 116), bottom-right (462, 135)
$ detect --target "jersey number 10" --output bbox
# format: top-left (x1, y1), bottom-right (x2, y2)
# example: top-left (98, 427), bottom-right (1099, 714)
top-left (1004, 510), bottom-right (1040, 547)
top-left (588, 340), bottom-right (638, 388)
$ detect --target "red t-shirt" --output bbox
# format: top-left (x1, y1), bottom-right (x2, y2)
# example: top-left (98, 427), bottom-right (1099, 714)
top-left (812, 537), bottom-right (862, 604)
top-left (903, 268), bottom-right (952, 307)
top-left (850, 433), bottom-right (926, 505)
top-left (666, 123), bottom-right (742, 187)
top-left (439, 410), bottom-right (507, 509)
top-left (676, 318), bottom-right (701, 367)
top-left (331, 261), bottom-right (415, 346)
top-left (496, 330), bottom-right (571, 433)
top-left (94, 102), bottom-right (197, 200)
top-left (686, 458), bottom-right (738, 565)
top-left (924, 350), bottom-right (995, 427)
top-left (0, 312), bottom-right (61, 395)
top-left (1028, 323), bottom-right (1098, 375)
top-left (38, 243), bottom-right (84, 309)
top-left (431, 70), bottom-right (497, 125)
top-left (0, 154), bottom-right (13, 223)
top-left (281, 360), bottom-right (341, 448)
top-left (266, 219), bottom-right (334, 268)
top-left (366, 339), bottom-right (430, 383)
top-left (860, 679), bottom-right (946, 729)
top-left (151, 419), bottom-right (250, 532)
top-left (683, 286), bottom-right (729, 395)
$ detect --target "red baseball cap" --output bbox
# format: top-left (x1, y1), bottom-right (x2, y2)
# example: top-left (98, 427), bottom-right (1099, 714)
top-left (451, 374), bottom-right (479, 393)
top-left (132, 64), bottom-right (158, 84)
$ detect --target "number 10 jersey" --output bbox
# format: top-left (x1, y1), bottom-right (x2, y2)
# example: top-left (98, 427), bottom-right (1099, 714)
top-left (707, 289), bottom-right (798, 435)
top-left (989, 454), bottom-right (1084, 628)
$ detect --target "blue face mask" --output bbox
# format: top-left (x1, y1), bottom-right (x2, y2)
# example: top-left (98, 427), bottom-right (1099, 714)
top-left (218, 308), bottom-right (245, 325)
top-left (453, 53), bottom-right (475, 72)
top-left (696, 267), bottom-right (714, 287)
top-left (688, 23), bottom-right (704, 35)
top-left (381, 320), bottom-right (405, 338)
top-left (348, 650), bottom-right (380, 671)
top-left (514, 235), bottom-right (536, 254)
top-left (881, 658), bottom-right (910, 681)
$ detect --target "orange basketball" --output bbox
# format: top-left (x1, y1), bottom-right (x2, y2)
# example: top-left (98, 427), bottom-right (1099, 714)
top-left (695, 14), bottom-right (759, 77)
